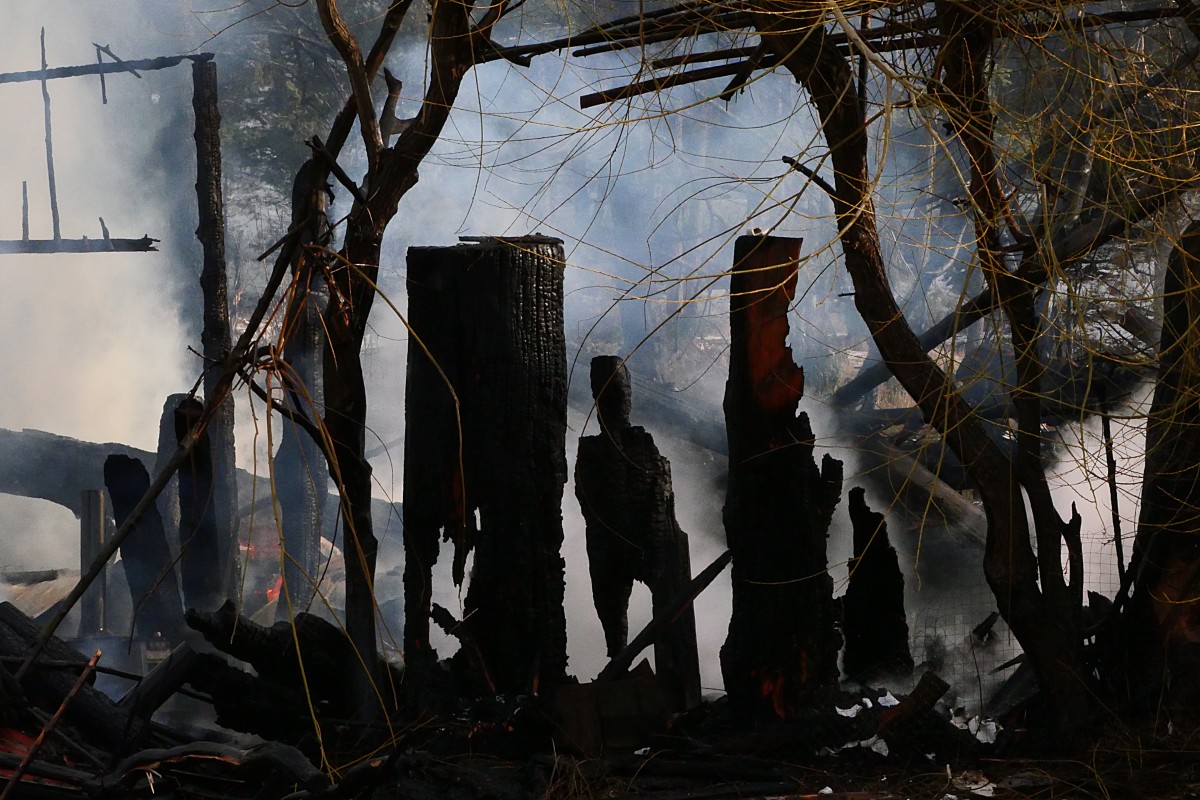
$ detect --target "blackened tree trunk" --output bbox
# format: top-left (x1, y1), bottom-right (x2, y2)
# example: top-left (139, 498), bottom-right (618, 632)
top-left (843, 487), bottom-right (912, 683)
top-left (404, 237), bottom-right (569, 697)
top-left (192, 57), bottom-right (237, 603)
top-left (104, 454), bottom-right (183, 639)
top-left (762, 11), bottom-right (1091, 739)
top-left (1121, 221), bottom-right (1200, 725)
top-left (575, 356), bottom-right (701, 710)
top-left (307, 0), bottom-right (477, 721)
top-left (720, 234), bottom-right (843, 724)
top-left (175, 398), bottom-right (223, 613)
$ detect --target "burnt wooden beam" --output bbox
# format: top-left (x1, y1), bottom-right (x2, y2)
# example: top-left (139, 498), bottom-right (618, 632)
top-left (599, 548), bottom-right (731, 684)
top-left (404, 236), bottom-right (569, 697)
top-left (116, 642), bottom-right (201, 721)
top-left (0, 53), bottom-right (208, 85)
top-left (0, 426), bottom-right (396, 542)
top-left (192, 58), bottom-right (238, 604)
top-left (720, 234), bottom-right (843, 724)
top-left (575, 356), bottom-right (701, 710)
top-left (0, 236), bottom-right (157, 254)
top-left (842, 487), bottom-right (913, 683)
top-left (579, 62), bottom-right (747, 109)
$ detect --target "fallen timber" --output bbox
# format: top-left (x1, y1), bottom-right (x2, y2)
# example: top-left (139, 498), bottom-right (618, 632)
top-left (0, 237), bottom-right (157, 254)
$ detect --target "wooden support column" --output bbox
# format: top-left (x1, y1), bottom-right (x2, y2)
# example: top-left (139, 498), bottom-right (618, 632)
top-left (575, 356), bottom-right (701, 710)
top-left (78, 490), bottom-right (108, 635)
top-left (720, 235), bottom-right (843, 724)
top-left (192, 56), bottom-right (237, 602)
top-left (404, 236), bottom-right (568, 696)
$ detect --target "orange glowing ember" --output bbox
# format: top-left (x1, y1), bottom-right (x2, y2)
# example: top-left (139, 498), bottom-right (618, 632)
top-left (266, 575), bottom-right (283, 604)
top-left (754, 667), bottom-right (792, 719)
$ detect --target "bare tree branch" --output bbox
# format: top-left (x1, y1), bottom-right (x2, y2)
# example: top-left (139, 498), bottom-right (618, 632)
top-left (315, 0), bottom-right (383, 168)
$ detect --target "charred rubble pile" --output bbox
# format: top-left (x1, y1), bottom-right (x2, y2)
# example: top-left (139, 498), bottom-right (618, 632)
top-left (0, 237), bottom-right (1030, 799)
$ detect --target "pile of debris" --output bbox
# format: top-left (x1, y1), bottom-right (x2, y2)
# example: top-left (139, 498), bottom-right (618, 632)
top-left (0, 589), bottom-right (1009, 800)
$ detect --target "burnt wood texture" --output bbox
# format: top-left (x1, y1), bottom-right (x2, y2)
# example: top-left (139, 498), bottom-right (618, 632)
top-left (720, 235), bottom-right (843, 724)
top-left (404, 237), bottom-right (569, 696)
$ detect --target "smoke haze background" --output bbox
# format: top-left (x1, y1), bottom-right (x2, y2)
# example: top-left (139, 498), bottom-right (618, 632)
top-left (0, 1), bottom-right (1146, 696)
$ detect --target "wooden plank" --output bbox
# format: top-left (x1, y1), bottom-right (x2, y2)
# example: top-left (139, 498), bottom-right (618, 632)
top-left (0, 54), bottom-right (201, 85)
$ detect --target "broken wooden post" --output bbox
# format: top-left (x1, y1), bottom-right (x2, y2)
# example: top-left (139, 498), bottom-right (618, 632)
top-left (720, 234), bottom-right (843, 724)
top-left (174, 398), bottom-right (223, 613)
top-left (78, 490), bottom-right (108, 636)
top-left (575, 355), bottom-right (701, 710)
top-left (103, 455), bottom-right (183, 640)
top-left (842, 487), bottom-right (913, 683)
top-left (404, 236), bottom-right (568, 696)
top-left (192, 55), bottom-right (238, 603)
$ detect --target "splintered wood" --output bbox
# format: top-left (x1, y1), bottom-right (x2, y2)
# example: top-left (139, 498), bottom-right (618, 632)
top-left (720, 234), bottom-right (844, 724)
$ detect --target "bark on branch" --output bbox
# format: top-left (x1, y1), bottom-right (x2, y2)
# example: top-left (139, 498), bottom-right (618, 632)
top-left (315, 0), bottom-right (383, 167)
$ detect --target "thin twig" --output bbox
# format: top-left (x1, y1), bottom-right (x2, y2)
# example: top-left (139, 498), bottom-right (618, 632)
top-left (782, 155), bottom-right (837, 197)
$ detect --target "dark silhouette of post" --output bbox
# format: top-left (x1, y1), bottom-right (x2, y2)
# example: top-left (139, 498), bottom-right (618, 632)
top-left (78, 489), bottom-right (108, 635)
top-left (575, 356), bottom-right (701, 711)
top-left (404, 237), bottom-right (569, 698)
top-left (720, 235), bottom-right (843, 724)
top-left (192, 56), bottom-right (238, 603)
top-left (174, 398), bottom-right (223, 613)
top-left (842, 487), bottom-right (913, 683)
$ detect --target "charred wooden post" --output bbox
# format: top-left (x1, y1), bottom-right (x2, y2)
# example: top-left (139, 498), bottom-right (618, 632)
top-left (78, 490), bottom-right (108, 635)
top-left (842, 487), bottom-right (913, 683)
top-left (103, 455), bottom-right (183, 639)
top-left (1122, 221), bottom-right (1200, 724)
top-left (273, 160), bottom-right (331, 618)
top-left (174, 398), bottom-right (223, 613)
top-left (404, 236), bottom-right (568, 696)
top-left (575, 356), bottom-right (701, 710)
top-left (155, 394), bottom-right (187, 565)
top-left (720, 235), bottom-right (843, 724)
top-left (192, 56), bottom-right (237, 603)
